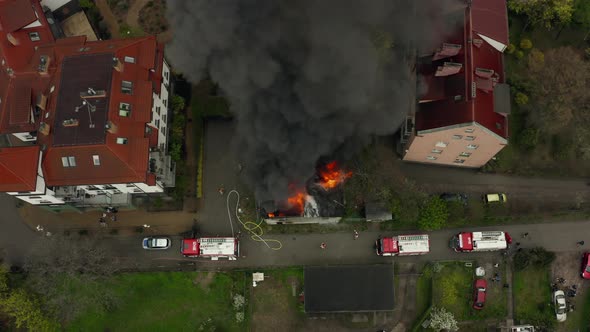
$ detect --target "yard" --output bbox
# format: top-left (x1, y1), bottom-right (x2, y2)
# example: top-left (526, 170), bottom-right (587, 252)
top-left (513, 266), bottom-right (554, 328)
top-left (432, 261), bottom-right (507, 322)
top-left (66, 271), bottom-right (248, 332)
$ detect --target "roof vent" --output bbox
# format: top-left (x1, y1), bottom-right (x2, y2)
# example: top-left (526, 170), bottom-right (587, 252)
top-left (38, 55), bottom-right (50, 74)
top-left (39, 122), bottom-right (50, 135)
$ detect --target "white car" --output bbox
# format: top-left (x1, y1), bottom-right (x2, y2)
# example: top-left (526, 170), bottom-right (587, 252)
top-left (553, 290), bottom-right (567, 322)
top-left (142, 237), bottom-right (171, 250)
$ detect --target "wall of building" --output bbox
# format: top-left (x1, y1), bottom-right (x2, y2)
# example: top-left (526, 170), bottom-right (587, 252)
top-left (150, 59), bottom-right (170, 151)
top-left (403, 123), bottom-right (506, 167)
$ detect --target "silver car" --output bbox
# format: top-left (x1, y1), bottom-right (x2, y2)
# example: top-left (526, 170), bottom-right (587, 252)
top-left (553, 290), bottom-right (567, 322)
top-left (142, 237), bottom-right (171, 250)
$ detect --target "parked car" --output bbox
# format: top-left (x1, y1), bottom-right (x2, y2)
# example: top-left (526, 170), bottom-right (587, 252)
top-left (553, 290), bottom-right (567, 322)
top-left (472, 278), bottom-right (487, 309)
top-left (581, 252), bottom-right (590, 279)
top-left (142, 237), bottom-right (171, 250)
top-left (483, 193), bottom-right (507, 204)
top-left (439, 193), bottom-right (468, 205)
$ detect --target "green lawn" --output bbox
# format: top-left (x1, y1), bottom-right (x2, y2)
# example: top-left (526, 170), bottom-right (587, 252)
top-left (513, 266), bottom-right (554, 328)
top-left (433, 262), bottom-right (507, 321)
top-left (66, 272), bottom-right (248, 332)
top-left (411, 265), bottom-right (433, 332)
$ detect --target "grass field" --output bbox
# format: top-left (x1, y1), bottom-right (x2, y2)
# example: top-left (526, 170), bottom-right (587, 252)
top-left (513, 266), bottom-right (554, 328)
top-left (67, 271), bottom-right (248, 332)
top-left (433, 262), bottom-right (507, 321)
top-left (411, 265), bottom-right (433, 332)
top-left (566, 287), bottom-right (590, 332)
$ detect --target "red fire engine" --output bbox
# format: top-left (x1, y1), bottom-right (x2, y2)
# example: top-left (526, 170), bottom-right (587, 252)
top-left (376, 234), bottom-right (430, 256)
top-left (451, 231), bottom-right (511, 252)
top-left (181, 237), bottom-right (239, 260)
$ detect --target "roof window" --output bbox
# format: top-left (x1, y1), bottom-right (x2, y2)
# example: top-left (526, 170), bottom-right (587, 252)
top-left (121, 81), bottom-right (133, 95)
top-left (464, 128), bottom-right (474, 133)
top-left (29, 32), bottom-right (40, 42)
top-left (426, 156), bottom-right (437, 160)
top-left (92, 155), bottom-right (100, 166)
top-left (119, 102), bottom-right (131, 117)
top-left (431, 149), bottom-right (442, 154)
top-left (61, 156), bottom-right (76, 167)
top-left (435, 141), bottom-right (448, 148)
top-left (116, 137), bottom-right (128, 145)
top-left (454, 159), bottom-right (465, 164)
top-left (124, 56), bottom-right (135, 64)
top-left (465, 136), bottom-right (476, 141)
top-left (467, 144), bottom-right (479, 150)
top-left (459, 152), bottom-right (472, 157)
top-left (452, 135), bottom-right (463, 139)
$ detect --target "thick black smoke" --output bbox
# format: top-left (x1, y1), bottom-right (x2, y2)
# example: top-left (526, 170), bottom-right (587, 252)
top-left (166, 0), bottom-right (464, 201)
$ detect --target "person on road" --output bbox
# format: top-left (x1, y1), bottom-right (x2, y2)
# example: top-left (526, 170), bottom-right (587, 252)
top-left (578, 240), bottom-right (585, 247)
top-left (320, 242), bottom-right (327, 249)
top-left (353, 230), bottom-right (359, 240)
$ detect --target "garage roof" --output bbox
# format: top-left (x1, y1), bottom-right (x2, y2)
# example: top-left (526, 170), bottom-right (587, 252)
top-left (304, 265), bottom-right (394, 313)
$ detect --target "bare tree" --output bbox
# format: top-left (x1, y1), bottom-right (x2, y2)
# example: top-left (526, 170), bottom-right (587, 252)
top-left (23, 235), bottom-right (122, 322)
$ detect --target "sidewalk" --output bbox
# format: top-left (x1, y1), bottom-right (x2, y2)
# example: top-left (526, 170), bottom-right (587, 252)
top-left (17, 204), bottom-right (195, 236)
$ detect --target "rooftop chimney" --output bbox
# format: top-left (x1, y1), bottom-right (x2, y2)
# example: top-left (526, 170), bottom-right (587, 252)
top-left (106, 121), bottom-right (118, 134)
top-left (62, 118), bottom-right (79, 127)
top-left (113, 57), bottom-right (124, 72)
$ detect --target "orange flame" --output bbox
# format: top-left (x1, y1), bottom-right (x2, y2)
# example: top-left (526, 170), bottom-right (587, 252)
top-left (287, 191), bottom-right (306, 214)
top-left (267, 213), bottom-right (275, 218)
top-left (318, 161), bottom-right (352, 190)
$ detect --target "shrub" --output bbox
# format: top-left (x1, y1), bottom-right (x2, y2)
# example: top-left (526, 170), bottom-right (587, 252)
top-left (514, 247), bottom-right (556, 271)
top-left (527, 48), bottom-right (545, 71)
top-left (517, 128), bottom-right (539, 151)
top-left (520, 38), bottom-right (533, 50)
top-left (418, 197), bottom-right (449, 231)
top-left (506, 43), bottom-right (516, 54)
top-left (514, 92), bottom-right (529, 106)
top-left (515, 50), bottom-right (525, 59)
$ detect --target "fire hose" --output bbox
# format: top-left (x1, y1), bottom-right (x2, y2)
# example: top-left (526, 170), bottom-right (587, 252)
top-left (226, 190), bottom-right (282, 251)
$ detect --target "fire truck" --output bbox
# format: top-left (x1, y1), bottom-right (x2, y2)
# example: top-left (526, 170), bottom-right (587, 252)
top-left (376, 234), bottom-right (430, 256)
top-left (181, 237), bottom-right (239, 260)
top-left (451, 231), bottom-right (511, 252)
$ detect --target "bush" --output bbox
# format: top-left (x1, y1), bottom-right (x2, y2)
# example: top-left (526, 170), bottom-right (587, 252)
top-left (506, 43), bottom-right (516, 54)
top-left (418, 197), bottom-right (449, 231)
top-left (514, 247), bottom-right (556, 271)
top-left (515, 50), bottom-right (525, 59)
top-left (520, 38), bottom-right (533, 50)
top-left (517, 128), bottom-right (538, 151)
top-left (527, 49), bottom-right (545, 71)
top-left (514, 92), bottom-right (529, 106)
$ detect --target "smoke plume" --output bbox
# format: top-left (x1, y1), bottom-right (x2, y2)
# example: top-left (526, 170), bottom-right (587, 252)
top-left (166, 0), bottom-right (463, 201)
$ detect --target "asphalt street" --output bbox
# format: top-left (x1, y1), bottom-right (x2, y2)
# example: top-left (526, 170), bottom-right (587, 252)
top-left (107, 218), bottom-right (590, 270)
top-left (0, 196), bottom-right (36, 265)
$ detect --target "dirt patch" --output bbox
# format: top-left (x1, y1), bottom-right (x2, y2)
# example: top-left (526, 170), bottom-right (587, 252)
top-left (138, 0), bottom-right (168, 34)
top-left (193, 271), bottom-right (216, 289)
top-left (251, 278), bottom-right (300, 332)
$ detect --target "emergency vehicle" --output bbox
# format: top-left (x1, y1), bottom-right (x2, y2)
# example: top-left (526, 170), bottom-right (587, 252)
top-left (181, 237), bottom-right (239, 260)
top-left (376, 234), bottom-right (430, 256)
top-left (451, 231), bottom-right (511, 252)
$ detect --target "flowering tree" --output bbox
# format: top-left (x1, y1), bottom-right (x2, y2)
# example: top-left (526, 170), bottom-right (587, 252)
top-left (429, 307), bottom-right (458, 332)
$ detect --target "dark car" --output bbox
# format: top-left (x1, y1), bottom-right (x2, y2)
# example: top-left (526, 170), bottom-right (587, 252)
top-left (473, 279), bottom-right (487, 309)
top-left (582, 252), bottom-right (590, 279)
top-left (439, 193), bottom-right (468, 205)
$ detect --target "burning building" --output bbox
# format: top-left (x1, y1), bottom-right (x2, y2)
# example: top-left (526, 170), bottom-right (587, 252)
top-left (260, 161), bottom-right (350, 224)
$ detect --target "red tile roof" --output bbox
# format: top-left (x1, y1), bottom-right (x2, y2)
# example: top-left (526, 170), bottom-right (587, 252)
top-left (415, 1), bottom-right (508, 139)
top-left (0, 0), bottom-right (36, 32)
top-left (35, 36), bottom-right (162, 186)
top-left (471, 0), bottom-right (509, 47)
top-left (0, 146), bottom-right (39, 191)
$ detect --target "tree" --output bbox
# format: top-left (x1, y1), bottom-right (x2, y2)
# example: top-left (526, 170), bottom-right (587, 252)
top-left (520, 38), bottom-right (533, 49)
top-left (418, 197), bottom-right (449, 231)
top-left (171, 94), bottom-right (186, 114)
top-left (573, 0), bottom-right (590, 40)
top-left (527, 47), bottom-right (590, 133)
top-left (514, 92), bottom-right (529, 106)
top-left (24, 235), bottom-right (121, 322)
top-left (0, 289), bottom-right (60, 331)
top-left (508, 0), bottom-right (574, 29)
top-left (514, 247), bottom-right (556, 271)
top-left (429, 307), bottom-right (458, 332)
top-left (506, 43), bottom-right (516, 54)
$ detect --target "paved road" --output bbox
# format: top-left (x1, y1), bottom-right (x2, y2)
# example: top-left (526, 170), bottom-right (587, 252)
top-left (108, 218), bottom-right (590, 270)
